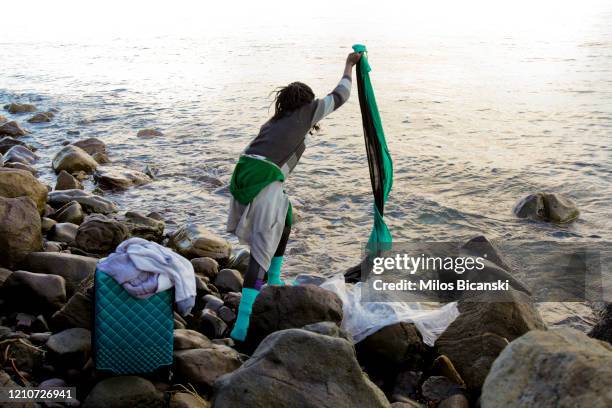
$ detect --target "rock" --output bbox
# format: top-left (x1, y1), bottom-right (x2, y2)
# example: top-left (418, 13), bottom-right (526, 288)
top-left (0, 136), bottom-right (27, 154)
top-left (46, 328), bottom-right (91, 368)
top-left (29, 332), bottom-right (52, 345)
top-left (0, 121), bottom-right (28, 137)
top-left (83, 376), bottom-right (164, 408)
top-left (481, 328), bottom-right (612, 408)
top-left (137, 128), bottom-right (163, 137)
top-left (514, 192), bottom-right (579, 223)
top-left (93, 165), bottom-right (152, 190)
top-left (120, 211), bottom-right (164, 242)
top-left (27, 112), bottom-right (51, 123)
top-left (391, 370), bottom-right (422, 403)
top-left (1, 270), bottom-right (66, 315)
top-left (4, 103), bottom-right (36, 114)
top-left (3, 145), bottom-right (38, 165)
top-left (213, 328), bottom-right (390, 408)
top-left (303, 321), bottom-right (352, 341)
top-left (0, 114), bottom-right (6, 124)
top-left (0, 167), bottom-right (48, 213)
top-left (222, 292), bottom-right (241, 310)
top-left (214, 269), bottom-right (243, 293)
top-left (197, 309), bottom-right (228, 339)
top-left (48, 189), bottom-right (118, 214)
top-left (421, 376), bottom-right (464, 404)
top-left (50, 201), bottom-right (85, 224)
top-left (0, 267), bottom-right (13, 286)
top-left (203, 294), bottom-right (224, 312)
top-left (51, 291), bottom-right (92, 331)
top-left (225, 249), bottom-right (250, 274)
top-left (356, 322), bottom-right (427, 378)
top-left (4, 162), bottom-right (37, 175)
top-left (589, 302), bottom-right (612, 345)
top-left (74, 214), bottom-right (129, 255)
top-left (391, 402), bottom-right (424, 408)
top-left (52, 145), bottom-right (97, 174)
top-left (191, 257), bottom-right (219, 280)
top-left (92, 151), bottom-right (110, 164)
top-left (48, 222), bottom-right (79, 243)
top-left (217, 306), bottom-right (236, 324)
top-left (20, 252), bottom-right (97, 295)
top-left (249, 284), bottom-right (343, 345)
top-left (174, 345), bottom-right (242, 390)
top-left (170, 392), bottom-right (210, 408)
top-left (72, 137), bottom-right (106, 156)
top-left (168, 223), bottom-right (232, 262)
top-left (430, 355), bottom-right (465, 387)
top-left (435, 290), bottom-right (546, 389)
top-left (174, 329), bottom-right (213, 350)
top-left (55, 170), bottom-right (83, 190)
top-left (438, 394), bottom-right (469, 408)
top-left (0, 196), bottom-right (42, 268)
top-left (43, 241), bottom-right (63, 252)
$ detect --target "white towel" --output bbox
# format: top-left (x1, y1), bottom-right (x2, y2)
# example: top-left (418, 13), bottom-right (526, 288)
top-left (98, 237), bottom-right (197, 316)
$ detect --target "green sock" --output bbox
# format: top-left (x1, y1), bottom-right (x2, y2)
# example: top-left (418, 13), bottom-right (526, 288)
top-left (267, 256), bottom-right (284, 285)
top-left (230, 288), bottom-right (259, 342)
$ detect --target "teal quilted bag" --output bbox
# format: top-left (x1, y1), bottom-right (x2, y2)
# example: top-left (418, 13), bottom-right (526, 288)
top-left (94, 269), bottom-right (174, 374)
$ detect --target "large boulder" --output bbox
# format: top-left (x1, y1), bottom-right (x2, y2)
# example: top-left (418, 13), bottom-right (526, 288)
top-left (46, 327), bottom-right (91, 368)
top-left (74, 214), bottom-right (129, 255)
top-left (481, 328), bottom-right (612, 408)
top-left (0, 136), bottom-right (27, 154)
top-left (93, 166), bottom-right (151, 190)
top-left (20, 252), bottom-right (97, 295)
top-left (48, 222), bottom-right (79, 243)
top-left (0, 121), bottom-right (28, 137)
top-left (52, 145), bottom-right (97, 174)
top-left (514, 192), bottom-right (579, 223)
top-left (213, 328), bottom-right (390, 408)
top-left (0, 196), bottom-right (42, 268)
top-left (174, 345), bottom-right (242, 390)
top-left (54, 170), bottom-right (83, 190)
top-left (3, 145), bottom-right (38, 165)
top-left (72, 137), bottom-right (107, 156)
top-left (168, 223), bottom-right (232, 262)
top-left (48, 189), bottom-right (118, 214)
top-left (51, 291), bottom-right (92, 331)
top-left (356, 322), bottom-right (427, 379)
top-left (4, 103), bottom-right (36, 114)
top-left (0, 270), bottom-right (66, 315)
top-left (83, 376), bottom-right (164, 408)
top-left (435, 290), bottom-right (546, 389)
top-left (249, 284), bottom-right (343, 345)
top-left (214, 269), bottom-right (243, 293)
top-left (118, 211), bottom-right (164, 242)
top-left (0, 168), bottom-right (48, 213)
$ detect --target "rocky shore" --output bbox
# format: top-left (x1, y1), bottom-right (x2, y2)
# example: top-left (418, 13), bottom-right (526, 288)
top-left (1, 103), bottom-right (611, 407)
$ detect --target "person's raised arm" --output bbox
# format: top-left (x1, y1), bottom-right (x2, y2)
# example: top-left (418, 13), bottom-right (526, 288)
top-left (310, 52), bottom-right (362, 126)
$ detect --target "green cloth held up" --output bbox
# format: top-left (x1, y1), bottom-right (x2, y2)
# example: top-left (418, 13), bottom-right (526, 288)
top-left (352, 44), bottom-right (393, 250)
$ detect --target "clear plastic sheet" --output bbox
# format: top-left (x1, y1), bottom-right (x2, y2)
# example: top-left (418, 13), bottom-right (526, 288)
top-left (319, 274), bottom-right (460, 346)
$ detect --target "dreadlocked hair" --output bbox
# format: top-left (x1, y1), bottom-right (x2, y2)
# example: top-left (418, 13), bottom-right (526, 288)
top-left (271, 81), bottom-right (315, 121)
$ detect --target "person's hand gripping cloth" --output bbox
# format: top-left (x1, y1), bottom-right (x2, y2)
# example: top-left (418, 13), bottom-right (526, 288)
top-left (352, 44), bottom-right (393, 254)
top-left (97, 237), bottom-right (197, 316)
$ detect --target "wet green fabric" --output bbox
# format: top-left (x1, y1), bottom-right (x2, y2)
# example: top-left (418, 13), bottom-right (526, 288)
top-left (352, 44), bottom-right (393, 250)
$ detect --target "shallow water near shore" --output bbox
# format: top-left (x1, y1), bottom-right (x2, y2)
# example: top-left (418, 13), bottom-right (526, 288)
top-left (1, 3), bottom-right (611, 331)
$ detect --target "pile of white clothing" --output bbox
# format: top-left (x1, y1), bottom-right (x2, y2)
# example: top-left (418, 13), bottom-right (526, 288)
top-left (97, 237), bottom-right (196, 316)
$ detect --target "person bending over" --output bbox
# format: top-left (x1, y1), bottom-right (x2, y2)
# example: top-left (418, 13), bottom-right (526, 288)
top-left (227, 51), bottom-right (362, 341)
